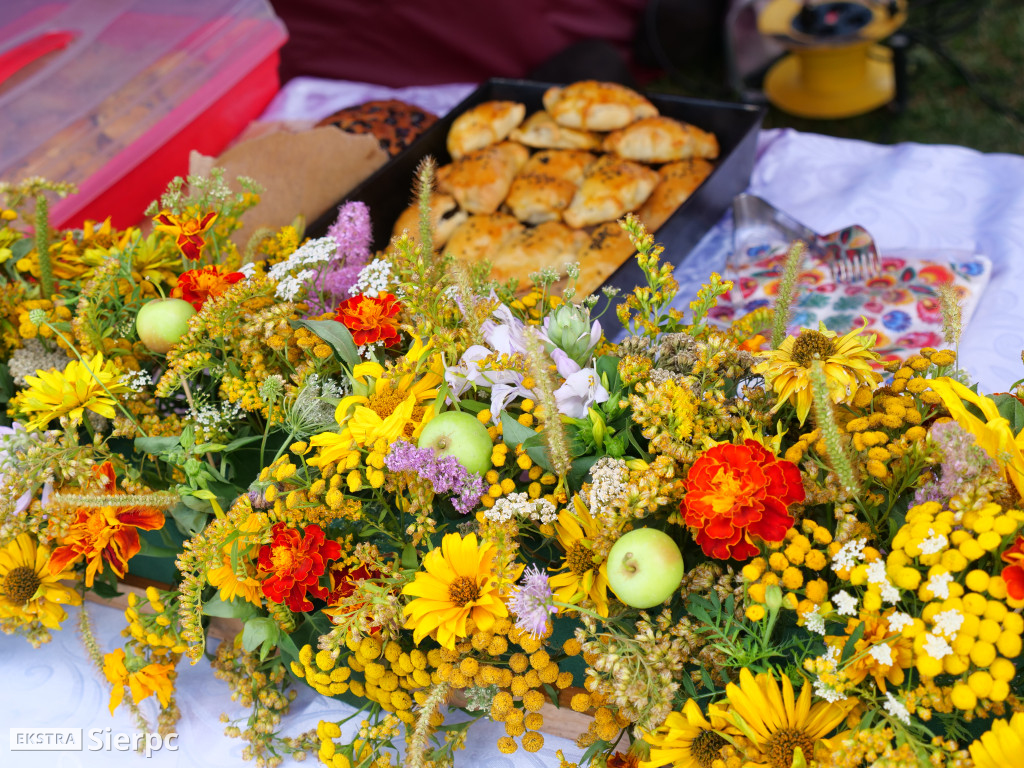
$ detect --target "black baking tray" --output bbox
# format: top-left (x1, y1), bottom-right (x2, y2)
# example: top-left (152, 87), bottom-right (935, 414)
top-left (308, 78), bottom-right (765, 338)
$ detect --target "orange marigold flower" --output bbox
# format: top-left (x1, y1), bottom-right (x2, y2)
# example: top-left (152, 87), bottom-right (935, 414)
top-left (257, 523), bottom-right (342, 612)
top-left (171, 264), bottom-right (244, 310)
top-left (152, 210), bottom-right (217, 261)
top-left (680, 440), bottom-right (804, 561)
top-left (1001, 535), bottom-right (1024, 600)
top-left (334, 292), bottom-right (402, 347)
top-left (48, 463), bottom-right (165, 586)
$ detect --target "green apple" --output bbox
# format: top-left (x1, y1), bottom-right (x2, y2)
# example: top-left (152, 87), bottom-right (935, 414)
top-left (136, 298), bottom-right (196, 354)
top-left (606, 528), bottom-right (684, 609)
top-left (417, 409), bottom-right (493, 476)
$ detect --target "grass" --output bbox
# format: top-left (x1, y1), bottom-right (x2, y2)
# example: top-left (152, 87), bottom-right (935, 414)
top-left (651, 0), bottom-right (1024, 154)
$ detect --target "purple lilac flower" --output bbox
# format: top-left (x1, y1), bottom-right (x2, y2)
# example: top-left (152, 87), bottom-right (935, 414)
top-left (508, 564), bottom-right (556, 638)
top-left (307, 202), bottom-right (374, 314)
top-left (384, 440), bottom-right (487, 515)
top-left (913, 420), bottom-right (999, 505)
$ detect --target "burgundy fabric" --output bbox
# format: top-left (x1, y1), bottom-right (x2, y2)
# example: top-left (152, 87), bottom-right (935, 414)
top-left (268, 0), bottom-right (649, 87)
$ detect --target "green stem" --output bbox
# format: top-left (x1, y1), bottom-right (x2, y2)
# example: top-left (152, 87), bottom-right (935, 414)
top-left (35, 194), bottom-right (54, 299)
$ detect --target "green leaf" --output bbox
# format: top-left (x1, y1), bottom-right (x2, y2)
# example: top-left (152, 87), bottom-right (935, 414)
top-left (841, 620), bottom-right (865, 665)
top-left (170, 503), bottom-right (208, 537)
top-left (221, 434), bottom-right (264, 453)
top-left (993, 393), bottom-right (1024, 434)
top-left (203, 594), bottom-right (258, 620)
top-left (242, 617), bottom-right (281, 654)
top-left (134, 435), bottom-right (181, 455)
top-left (500, 410), bottom-right (538, 449)
top-left (457, 399), bottom-right (488, 414)
top-left (0, 363), bottom-right (14, 405)
top-left (680, 669), bottom-right (698, 698)
top-left (523, 432), bottom-right (555, 473)
top-left (401, 543), bottom-right (419, 570)
top-left (295, 318), bottom-right (359, 368)
top-left (136, 537), bottom-right (181, 559)
top-left (90, 578), bottom-right (123, 600)
top-left (568, 455), bottom-right (600, 489)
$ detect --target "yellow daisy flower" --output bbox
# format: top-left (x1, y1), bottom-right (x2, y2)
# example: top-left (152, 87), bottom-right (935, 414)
top-left (754, 324), bottom-right (882, 425)
top-left (725, 668), bottom-right (856, 768)
top-left (0, 532), bottom-right (81, 630)
top-left (402, 532), bottom-right (511, 650)
top-left (207, 514), bottom-right (265, 607)
top-left (102, 648), bottom-right (175, 715)
top-left (310, 338), bottom-right (442, 467)
top-left (929, 377), bottom-right (1024, 499)
top-left (549, 495), bottom-right (611, 617)
top-left (639, 699), bottom-right (736, 768)
top-left (971, 711), bottom-right (1024, 768)
top-left (12, 352), bottom-right (131, 431)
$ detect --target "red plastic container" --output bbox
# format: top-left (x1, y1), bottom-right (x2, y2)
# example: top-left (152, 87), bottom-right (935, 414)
top-left (0, 0), bottom-right (288, 229)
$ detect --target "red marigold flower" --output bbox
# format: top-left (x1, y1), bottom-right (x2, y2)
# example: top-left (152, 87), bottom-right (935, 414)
top-left (1001, 536), bottom-right (1024, 600)
top-left (680, 440), bottom-right (805, 561)
top-left (152, 210), bottom-right (217, 261)
top-left (334, 292), bottom-right (402, 347)
top-left (257, 523), bottom-right (341, 612)
top-left (171, 264), bottom-right (244, 310)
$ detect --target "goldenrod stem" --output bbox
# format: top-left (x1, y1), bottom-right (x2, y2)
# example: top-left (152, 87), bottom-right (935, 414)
top-left (35, 194), bottom-right (55, 299)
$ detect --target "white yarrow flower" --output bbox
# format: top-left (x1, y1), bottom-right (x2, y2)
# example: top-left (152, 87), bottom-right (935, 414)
top-left (833, 590), bottom-right (859, 616)
top-left (887, 611), bottom-right (914, 633)
top-left (927, 571), bottom-right (954, 600)
top-left (868, 643), bottom-right (894, 667)
top-left (922, 632), bottom-right (953, 660)
top-left (920, 529), bottom-right (949, 555)
top-left (932, 609), bottom-right (964, 639)
top-left (831, 538), bottom-right (867, 572)
top-left (884, 691), bottom-right (911, 725)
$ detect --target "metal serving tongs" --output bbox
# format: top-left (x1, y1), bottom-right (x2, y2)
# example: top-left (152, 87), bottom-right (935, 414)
top-left (729, 193), bottom-right (881, 283)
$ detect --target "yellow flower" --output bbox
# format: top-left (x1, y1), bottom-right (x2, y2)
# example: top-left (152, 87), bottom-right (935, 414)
top-left (725, 668), bottom-right (856, 768)
top-left (928, 377), bottom-right (1024, 499)
top-left (639, 699), bottom-right (736, 768)
top-left (971, 711), bottom-right (1024, 768)
top-left (207, 514), bottom-right (265, 607)
top-left (12, 352), bottom-right (131, 431)
top-left (549, 496), bottom-right (611, 617)
top-left (102, 648), bottom-right (175, 715)
top-left (0, 533), bottom-right (81, 630)
top-left (311, 339), bottom-right (442, 467)
top-left (754, 324), bottom-right (882, 424)
top-left (402, 532), bottom-right (511, 650)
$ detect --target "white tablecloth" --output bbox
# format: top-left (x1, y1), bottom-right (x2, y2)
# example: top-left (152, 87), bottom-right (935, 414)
top-left (4, 80), bottom-right (1024, 768)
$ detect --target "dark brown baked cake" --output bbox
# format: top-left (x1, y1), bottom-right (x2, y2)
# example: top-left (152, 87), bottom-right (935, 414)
top-left (316, 99), bottom-right (438, 157)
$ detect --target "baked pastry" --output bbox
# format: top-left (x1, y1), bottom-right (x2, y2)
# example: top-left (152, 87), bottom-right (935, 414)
top-left (509, 111), bottom-right (602, 150)
top-left (562, 155), bottom-right (660, 229)
top-left (602, 116), bottom-right (719, 163)
top-left (446, 100), bottom-right (527, 159)
top-left (504, 173), bottom-right (578, 224)
top-left (488, 221), bottom-right (589, 285)
top-left (542, 80), bottom-right (658, 131)
top-left (316, 99), bottom-right (438, 157)
top-left (637, 158), bottom-right (715, 231)
top-left (443, 212), bottom-right (524, 266)
top-left (520, 149), bottom-right (597, 186)
top-left (392, 193), bottom-right (468, 249)
top-left (436, 141), bottom-right (529, 215)
top-left (575, 221), bottom-right (637, 296)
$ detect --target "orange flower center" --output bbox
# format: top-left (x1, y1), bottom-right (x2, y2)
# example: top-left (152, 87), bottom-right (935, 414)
top-left (764, 728), bottom-right (815, 768)
top-left (271, 548), bottom-right (296, 571)
top-left (368, 387), bottom-right (404, 420)
top-left (2, 566), bottom-right (41, 604)
top-left (707, 468), bottom-right (748, 515)
top-left (447, 576), bottom-right (481, 607)
top-left (566, 542), bottom-right (594, 577)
